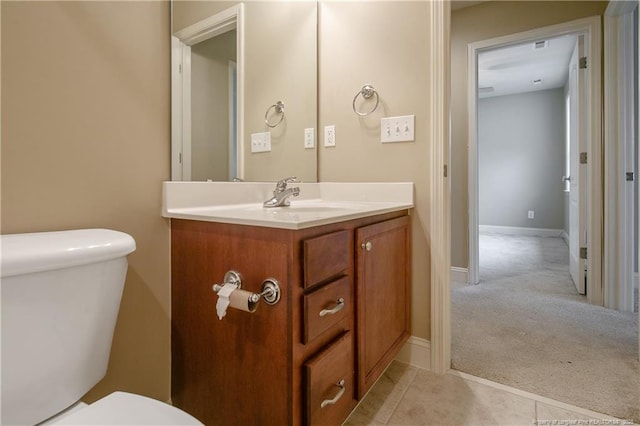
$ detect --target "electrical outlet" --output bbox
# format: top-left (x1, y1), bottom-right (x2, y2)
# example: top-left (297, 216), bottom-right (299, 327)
top-left (251, 132), bottom-right (271, 153)
top-left (324, 125), bottom-right (336, 147)
top-left (304, 128), bottom-right (315, 149)
top-left (381, 115), bottom-right (415, 143)
top-left (528, 210), bottom-right (535, 219)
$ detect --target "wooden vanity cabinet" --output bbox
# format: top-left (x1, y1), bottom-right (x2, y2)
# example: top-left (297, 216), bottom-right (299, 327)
top-left (170, 210), bottom-right (410, 426)
top-left (355, 216), bottom-right (411, 398)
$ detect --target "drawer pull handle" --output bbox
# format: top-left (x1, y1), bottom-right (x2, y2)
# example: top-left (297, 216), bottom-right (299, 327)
top-left (319, 298), bottom-right (345, 317)
top-left (320, 380), bottom-right (346, 409)
top-left (361, 241), bottom-right (373, 251)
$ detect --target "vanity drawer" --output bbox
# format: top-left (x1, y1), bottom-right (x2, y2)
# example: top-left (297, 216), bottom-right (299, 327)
top-left (304, 332), bottom-right (354, 426)
top-left (303, 230), bottom-right (349, 289)
top-left (303, 276), bottom-right (351, 344)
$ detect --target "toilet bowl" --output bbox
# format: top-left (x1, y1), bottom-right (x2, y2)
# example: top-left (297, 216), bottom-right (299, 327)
top-left (0, 229), bottom-right (202, 425)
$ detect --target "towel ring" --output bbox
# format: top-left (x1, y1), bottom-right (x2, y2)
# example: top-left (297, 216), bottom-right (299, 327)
top-left (265, 101), bottom-right (285, 128)
top-left (352, 85), bottom-right (379, 116)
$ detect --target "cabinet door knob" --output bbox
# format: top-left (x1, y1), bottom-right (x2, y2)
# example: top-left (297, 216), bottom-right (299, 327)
top-left (320, 380), bottom-right (346, 408)
top-left (319, 298), bottom-right (345, 317)
top-left (361, 241), bottom-right (373, 251)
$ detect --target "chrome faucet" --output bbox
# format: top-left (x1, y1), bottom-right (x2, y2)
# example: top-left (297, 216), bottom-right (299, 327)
top-left (263, 177), bottom-right (300, 208)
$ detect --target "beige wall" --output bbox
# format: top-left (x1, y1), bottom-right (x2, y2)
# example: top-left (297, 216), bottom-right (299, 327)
top-left (1, 1), bottom-right (172, 404)
top-left (173, 0), bottom-right (235, 33)
top-left (450, 1), bottom-right (608, 268)
top-left (318, 1), bottom-right (432, 340)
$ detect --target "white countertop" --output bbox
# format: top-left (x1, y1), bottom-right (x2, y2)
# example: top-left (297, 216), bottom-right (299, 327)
top-left (162, 182), bottom-right (413, 230)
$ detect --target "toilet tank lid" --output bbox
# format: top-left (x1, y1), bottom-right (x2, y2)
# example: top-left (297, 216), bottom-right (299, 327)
top-left (1, 229), bottom-right (136, 278)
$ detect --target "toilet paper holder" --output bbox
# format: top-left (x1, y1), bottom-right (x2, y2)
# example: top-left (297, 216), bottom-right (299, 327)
top-left (212, 270), bottom-right (281, 306)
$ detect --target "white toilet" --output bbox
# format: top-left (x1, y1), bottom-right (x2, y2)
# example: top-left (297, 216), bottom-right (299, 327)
top-left (1, 228), bottom-right (202, 425)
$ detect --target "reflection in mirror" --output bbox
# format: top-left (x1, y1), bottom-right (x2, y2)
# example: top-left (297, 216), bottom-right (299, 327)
top-left (191, 30), bottom-right (237, 181)
top-left (172, 4), bottom-right (244, 182)
top-left (171, 1), bottom-right (318, 183)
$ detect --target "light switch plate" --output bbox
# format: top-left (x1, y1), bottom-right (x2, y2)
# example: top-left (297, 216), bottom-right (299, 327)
top-left (251, 132), bottom-right (271, 153)
top-left (381, 115), bottom-right (415, 143)
top-left (324, 125), bottom-right (336, 147)
top-left (304, 128), bottom-right (315, 149)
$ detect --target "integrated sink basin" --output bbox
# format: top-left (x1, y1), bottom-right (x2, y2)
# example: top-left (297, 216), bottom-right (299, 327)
top-left (162, 182), bottom-right (414, 229)
top-left (260, 200), bottom-right (370, 212)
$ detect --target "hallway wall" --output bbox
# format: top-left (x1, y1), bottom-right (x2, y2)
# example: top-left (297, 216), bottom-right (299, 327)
top-left (479, 89), bottom-right (566, 229)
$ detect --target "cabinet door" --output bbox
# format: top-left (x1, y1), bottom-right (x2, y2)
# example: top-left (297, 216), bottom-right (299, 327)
top-left (355, 216), bottom-right (410, 398)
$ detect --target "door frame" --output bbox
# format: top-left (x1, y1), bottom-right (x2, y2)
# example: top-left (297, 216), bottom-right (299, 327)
top-left (428, 0), bottom-right (451, 374)
top-left (466, 16), bottom-right (603, 304)
top-left (603, 1), bottom-right (637, 311)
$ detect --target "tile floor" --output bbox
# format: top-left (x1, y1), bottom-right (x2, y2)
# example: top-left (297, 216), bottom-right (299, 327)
top-left (344, 361), bottom-right (636, 426)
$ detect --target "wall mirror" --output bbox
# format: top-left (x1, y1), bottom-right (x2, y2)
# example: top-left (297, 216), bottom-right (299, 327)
top-left (171, 1), bottom-right (318, 183)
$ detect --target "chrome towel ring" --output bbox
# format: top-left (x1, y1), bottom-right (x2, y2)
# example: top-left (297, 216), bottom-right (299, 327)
top-left (352, 84), bottom-right (379, 116)
top-left (265, 101), bottom-right (285, 128)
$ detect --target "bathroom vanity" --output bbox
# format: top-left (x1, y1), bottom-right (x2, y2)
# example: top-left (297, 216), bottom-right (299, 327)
top-left (164, 182), bottom-right (412, 425)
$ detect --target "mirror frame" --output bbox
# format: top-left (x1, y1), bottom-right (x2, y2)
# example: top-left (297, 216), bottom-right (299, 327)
top-left (171, 4), bottom-right (245, 181)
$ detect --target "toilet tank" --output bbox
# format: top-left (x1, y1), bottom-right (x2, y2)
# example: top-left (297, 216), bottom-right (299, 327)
top-left (1, 229), bottom-right (136, 426)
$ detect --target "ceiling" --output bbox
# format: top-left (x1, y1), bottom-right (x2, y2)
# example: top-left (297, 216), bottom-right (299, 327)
top-left (478, 34), bottom-right (578, 99)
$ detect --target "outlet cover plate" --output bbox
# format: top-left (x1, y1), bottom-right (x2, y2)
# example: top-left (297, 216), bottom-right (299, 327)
top-left (324, 125), bottom-right (336, 147)
top-left (304, 128), bottom-right (315, 149)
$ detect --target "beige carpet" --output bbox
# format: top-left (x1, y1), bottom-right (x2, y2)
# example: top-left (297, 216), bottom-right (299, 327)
top-left (451, 233), bottom-right (639, 422)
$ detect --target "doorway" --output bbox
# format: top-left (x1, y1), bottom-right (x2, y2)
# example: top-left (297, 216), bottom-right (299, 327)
top-left (466, 17), bottom-right (603, 306)
top-left (189, 31), bottom-right (237, 182)
top-left (452, 10), bottom-right (637, 422)
top-left (474, 33), bottom-right (580, 289)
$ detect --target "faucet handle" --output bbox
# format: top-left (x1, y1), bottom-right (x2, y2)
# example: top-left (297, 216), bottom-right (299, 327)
top-left (276, 176), bottom-right (298, 191)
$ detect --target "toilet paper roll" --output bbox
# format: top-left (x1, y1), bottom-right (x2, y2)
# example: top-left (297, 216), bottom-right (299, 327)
top-left (228, 289), bottom-right (259, 313)
top-left (216, 285), bottom-right (259, 320)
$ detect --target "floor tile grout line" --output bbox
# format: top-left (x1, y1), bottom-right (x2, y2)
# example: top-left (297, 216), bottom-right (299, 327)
top-left (382, 368), bottom-right (420, 425)
top-left (450, 369), bottom-right (624, 421)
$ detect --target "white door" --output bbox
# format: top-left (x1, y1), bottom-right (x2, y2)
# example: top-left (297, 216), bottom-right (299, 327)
top-left (568, 38), bottom-right (587, 294)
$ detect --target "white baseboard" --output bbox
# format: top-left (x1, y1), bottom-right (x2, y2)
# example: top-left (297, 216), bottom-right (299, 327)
top-left (450, 267), bottom-right (468, 284)
top-left (395, 336), bottom-right (431, 371)
top-left (479, 225), bottom-right (563, 237)
top-left (561, 230), bottom-right (569, 247)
